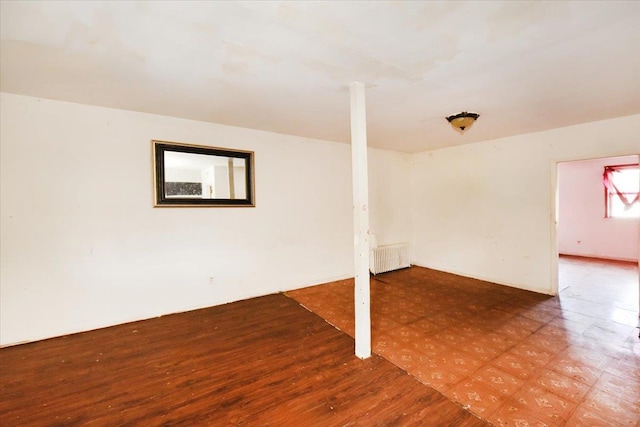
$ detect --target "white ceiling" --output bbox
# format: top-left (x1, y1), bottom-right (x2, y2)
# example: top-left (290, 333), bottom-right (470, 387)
top-left (1, 1), bottom-right (639, 153)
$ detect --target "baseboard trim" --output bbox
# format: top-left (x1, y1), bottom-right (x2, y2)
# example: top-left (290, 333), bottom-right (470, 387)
top-left (559, 253), bottom-right (637, 264)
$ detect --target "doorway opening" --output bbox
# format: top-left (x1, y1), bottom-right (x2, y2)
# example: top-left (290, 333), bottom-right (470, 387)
top-left (554, 155), bottom-right (639, 331)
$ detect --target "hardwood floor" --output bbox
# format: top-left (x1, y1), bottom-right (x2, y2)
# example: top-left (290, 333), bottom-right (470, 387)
top-left (0, 294), bottom-right (487, 426)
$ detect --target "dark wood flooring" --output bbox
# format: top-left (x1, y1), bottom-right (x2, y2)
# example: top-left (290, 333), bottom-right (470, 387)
top-left (0, 293), bottom-right (487, 426)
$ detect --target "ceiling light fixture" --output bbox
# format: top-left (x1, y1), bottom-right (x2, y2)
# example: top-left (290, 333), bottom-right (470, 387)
top-left (446, 112), bottom-right (479, 133)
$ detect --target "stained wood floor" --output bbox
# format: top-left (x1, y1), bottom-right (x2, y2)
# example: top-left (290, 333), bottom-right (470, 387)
top-left (0, 293), bottom-right (487, 426)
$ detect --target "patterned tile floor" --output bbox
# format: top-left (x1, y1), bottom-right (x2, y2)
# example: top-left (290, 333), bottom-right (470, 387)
top-left (286, 256), bottom-right (639, 426)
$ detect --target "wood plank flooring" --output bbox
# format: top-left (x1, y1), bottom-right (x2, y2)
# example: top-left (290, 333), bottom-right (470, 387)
top-left (0, 293), bottom-right (487, 426)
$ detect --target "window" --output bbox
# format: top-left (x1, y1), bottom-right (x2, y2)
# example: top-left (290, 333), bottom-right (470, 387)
top-left (603, 164), bottom-right (639, 218)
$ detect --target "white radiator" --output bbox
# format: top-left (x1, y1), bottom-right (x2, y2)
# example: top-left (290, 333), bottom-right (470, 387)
top-left (370, 243), bottom-right (411, 275)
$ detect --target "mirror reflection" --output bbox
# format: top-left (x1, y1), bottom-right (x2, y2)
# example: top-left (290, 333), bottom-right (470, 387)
top-left (164, 151), bottom-right (247, 199)
top-left (153, 141), bottom-right (254, 207)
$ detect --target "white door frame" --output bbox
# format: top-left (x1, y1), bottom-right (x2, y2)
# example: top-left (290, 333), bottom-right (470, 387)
top-left (551, 154), bottom-right (640, 311)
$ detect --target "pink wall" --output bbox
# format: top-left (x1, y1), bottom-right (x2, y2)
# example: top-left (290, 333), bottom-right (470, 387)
top-left (558, 155), bottom-right (639, 262)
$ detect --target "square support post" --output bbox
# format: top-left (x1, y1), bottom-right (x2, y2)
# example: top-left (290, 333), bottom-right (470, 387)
top-left (349, 82), bottom-right (371, 359)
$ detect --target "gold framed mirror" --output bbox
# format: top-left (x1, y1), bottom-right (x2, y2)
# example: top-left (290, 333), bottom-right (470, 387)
top-left (152, 140), bottom-right (255, 207)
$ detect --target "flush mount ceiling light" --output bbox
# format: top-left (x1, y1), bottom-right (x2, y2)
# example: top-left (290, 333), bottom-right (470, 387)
top-left (446, 112), bottom-right (479, 133)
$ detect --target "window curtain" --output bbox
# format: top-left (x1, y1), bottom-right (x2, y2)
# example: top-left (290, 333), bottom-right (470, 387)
top-left (603, 166), bottom-right (640, 208)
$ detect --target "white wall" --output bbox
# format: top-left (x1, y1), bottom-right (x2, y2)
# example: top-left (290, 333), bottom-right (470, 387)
top-left (558, 156), bottom-right (638, 262)
top-left (0, 93), bottom-right (411, 345)
top-left (411, 115), bottom-right (640, 294)
top-left (3, 91), bottom-right (635, 344)
top-left (164, 167), bottom-right (202, 182)
top-left (368, 147), bottom-right (413, 247)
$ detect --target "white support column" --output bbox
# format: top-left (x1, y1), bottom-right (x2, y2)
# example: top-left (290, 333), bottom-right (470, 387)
top-left (349, 81), bottom-right (371, 359)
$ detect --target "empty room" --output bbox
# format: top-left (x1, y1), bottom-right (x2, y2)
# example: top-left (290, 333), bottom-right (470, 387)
top-left (1, 1), bottom-right (638, 426)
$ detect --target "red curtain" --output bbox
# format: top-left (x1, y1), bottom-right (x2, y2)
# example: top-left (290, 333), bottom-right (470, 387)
top-left (603, 166), bottom-right (639, 208)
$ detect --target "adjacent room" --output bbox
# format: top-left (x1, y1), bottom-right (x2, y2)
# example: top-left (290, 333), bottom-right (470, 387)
top-left (557, 156), bottom-right (639, 319)
top-left (1, 1), bottom-right (638, 426)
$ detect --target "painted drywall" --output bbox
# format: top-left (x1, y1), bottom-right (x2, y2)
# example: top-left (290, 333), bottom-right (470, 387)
top-left (368, 147), bottom-right (413, 247)
top-left (164, 167), bottom-right (202, 183)
top-left (411, 115), bottom-right (640, 294)
top-left (0, 93), bottom-right (411, 346)
top-left (558, 156), bottom-right (638, 262)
